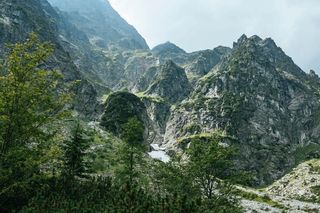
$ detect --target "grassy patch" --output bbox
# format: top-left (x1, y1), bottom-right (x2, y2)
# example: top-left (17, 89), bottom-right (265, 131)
top-left (100, 93), bottom-right (111, 103)
top-left (136, 92), bottom-right (165, 104)
top-left (177, 132), bottom-right (220, 144)
top-left (235, 189), bottom-right (286, 209)
top-left (182, 123), bottom-right (202, 135)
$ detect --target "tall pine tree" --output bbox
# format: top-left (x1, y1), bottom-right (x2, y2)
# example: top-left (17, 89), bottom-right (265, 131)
top-left (62, 121), bottom-right (92, 181)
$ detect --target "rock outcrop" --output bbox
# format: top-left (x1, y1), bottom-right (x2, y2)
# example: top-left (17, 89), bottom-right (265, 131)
top-left (145, 60), bottom-right (192, 104)
top-left (0, 0), bottom-right (100, 117)
top-left (100, 92), bottom-right (152, 142)
top-left (163, 35), bottom-right (320, 185)
top-left (267, 159), bottom-right (320, 201)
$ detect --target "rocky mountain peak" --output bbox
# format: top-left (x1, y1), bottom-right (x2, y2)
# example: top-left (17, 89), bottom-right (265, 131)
top-left (238, 33), bottom-right (248, 42)
top-left (233, 34), bottom-right (247, 47)
top-left (163, 34), bottom-right (320, 185)
top-left (233, 34), bottom-right (275, 49)
top-left (145, 60), bottom-right (192, 103)
top-left (309, 69), bottom-right (319, 78)
top-left (152, 41), bottom-right (186, 56)
top-left (48, 0), bottom-right (149, 50)
top-left (213, 46), bottom-right (232, 56)
top-left (228, 34), bottom-right (306, 79)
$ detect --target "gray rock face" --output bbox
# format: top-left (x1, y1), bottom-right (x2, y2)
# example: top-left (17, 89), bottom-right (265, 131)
top-left (152, 42), bottom-right (187, 64)
top-left (163, 35), bottom-right (320, 185)
top-left (48, 0), bottom-right (149, 50)
top-left (266, 159), bottom-right (320, 200)
top-left (0, 0), bottom-right (100, 117)
top-left (184, 47), bottom-right (231, 76)
top-left (152, 42), bottom-right (231, 77)
top-left (146, 60), bottom-right (192, 104)
top-left (152, 41), bottom-right (186, 55)
top-left (141, 98), bottom-right (171, 144)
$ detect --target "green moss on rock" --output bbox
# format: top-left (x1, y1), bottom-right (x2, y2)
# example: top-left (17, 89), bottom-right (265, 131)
top-left (100, 92), bottom-right (147, 137)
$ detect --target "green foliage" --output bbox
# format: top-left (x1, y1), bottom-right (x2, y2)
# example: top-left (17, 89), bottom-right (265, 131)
top-left (186, 135), bottom-right (242, 211)
top-left (311, 185), bottom-right (320, 203)
top-left (113, 118), bottom-right (148, 211)
top-left (121, 117), bottom-right (145, 147)
top-left (136, 92), bottom-right (165, 104)
top-left (150, 133), bottom-right (244, 212)
top-left (0, 33), bottom-right (72, 212)
top-left (152, 156), bottom-right (202, 205)
top-left (0, 146), bottom-right (47, 211)
top-left (100, 92), bottom-right (146, 136)
top-left (293, 143), bottom-right (320, 163)
top-left (0, 33), bottom-right (70, 154)
top-left (182, 123), bottom-right (201, 135)
top-left (61, 121), bottom-right (92, 180)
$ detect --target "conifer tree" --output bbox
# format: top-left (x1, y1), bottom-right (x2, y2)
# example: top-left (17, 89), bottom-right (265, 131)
top-left (114, 117), bottom-right (147, 212)
top-left (62, 121), bottom-right (92, 180)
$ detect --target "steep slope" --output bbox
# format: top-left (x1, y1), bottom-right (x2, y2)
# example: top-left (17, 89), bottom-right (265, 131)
top-left (184, 46), bottom-right (232, 76)
top-left (145, 60), bottom-right (192, 104)
top-left (0, 0), bottom-right (100, 117)
top-left (163, 35), bottom-right (320, 185)
top-left (267, 159), bottom-right (320, 201)
top-left (237, 159), bottom-right (320, 212)
top-left (48, 0), bottom-right (149, 50)
top-left (152, 42), bottom-right (231, 77)
top-left (152, 41), bottom-right (187, 64)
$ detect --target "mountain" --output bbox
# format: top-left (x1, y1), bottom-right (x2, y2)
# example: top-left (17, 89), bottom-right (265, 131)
top-left (48, 0), bottom-right (149, 50)
top-left (145, 60), bottom-right (192, 104)
top-left (1, 0), bottom-right (320, 189)
top-left (152, 42), bottom-right (187, 63)
top-left (78, 26), bottom-right (319, 186)
top-left (163, 35), bottom-right (320, 185)
top-left (152, 42), bottom-right (231, 77)
top-left (0, 0), bottom-right (100, 117)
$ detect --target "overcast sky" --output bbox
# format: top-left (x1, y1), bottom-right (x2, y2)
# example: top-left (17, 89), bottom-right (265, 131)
top-left (109, 0), bottom-right (319, 72)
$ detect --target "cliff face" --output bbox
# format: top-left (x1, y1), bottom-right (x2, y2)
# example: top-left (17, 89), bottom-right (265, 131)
top-left (145, 60), bottom-right (192, 104)
top-left (0, 0), bottom-right (101, 117)
top-left (48, 0), bottom-right (149, 50)
top-left (109, 34), bottom-right (320, 186)
top-left (163, 35), bottom-right (320, 185)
